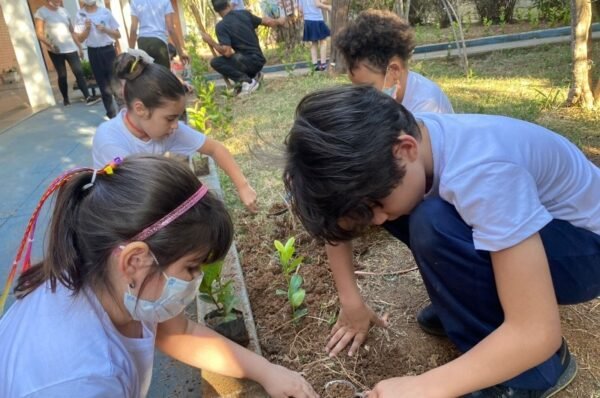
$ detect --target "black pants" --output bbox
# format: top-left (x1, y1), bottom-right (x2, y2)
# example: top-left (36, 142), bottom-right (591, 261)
top-left (210, 53), bottom-right (264, 84)
top-left (89, 45), bottom-right (117, 118)
top-left (137, 37), bottom-right (170, 69)
top-left (48, 51), bottom-right (90, 102)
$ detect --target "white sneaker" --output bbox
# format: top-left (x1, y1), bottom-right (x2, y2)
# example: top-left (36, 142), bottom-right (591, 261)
top-left (240, 79), bottom-right (259, 95)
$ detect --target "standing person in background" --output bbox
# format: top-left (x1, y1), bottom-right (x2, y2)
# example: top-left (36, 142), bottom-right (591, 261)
top-left (299, 0), bottom-right (331, 71)
top-left (34, 0), bottom-right (99, 107)
top-left (75, 0), bottom-right (120, 119)
top-left (230, 0), bottom-right (246, 10)
top-left (128, 0), bottom-right (189, 69)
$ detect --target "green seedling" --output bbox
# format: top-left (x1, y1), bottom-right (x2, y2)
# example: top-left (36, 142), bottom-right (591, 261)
top-left (274, 237), bottom-right (308, 321)
top-left (198, 259), bottom-right (239, 322)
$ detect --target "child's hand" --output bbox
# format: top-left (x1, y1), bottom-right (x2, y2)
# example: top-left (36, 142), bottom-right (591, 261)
top-left (258, 363), bottom-right (318, 398)
top-left (367, 376), bottom-right (434, 398)
top-left (238, 183), bottom-right (258, 213)
top-left (325, 303), bottom-right (388, 357)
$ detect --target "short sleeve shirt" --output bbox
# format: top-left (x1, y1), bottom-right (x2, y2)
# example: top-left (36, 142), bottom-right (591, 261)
top-left (74, 7), bottom-right (119, 48)
top-left (130, 0), bottom-right (174, 43)
top-left (34, 6), bottom-right (79, 54)
top-left (92, 110), bottom-right (206, 168)
top-left (402, 71), bottom-right (454, 114)
top-left (418, 112), bottom-right (600, 251)
top-left (215, 10), bottom-right (265, 61)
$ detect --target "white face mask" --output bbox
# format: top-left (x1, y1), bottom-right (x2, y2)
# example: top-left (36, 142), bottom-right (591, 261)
top-left (124, 271), bottom-right (203, 324)
top-left (382, 67), bottom-right (399, 100)
top-left (82, 0), bottom-right (96, 5)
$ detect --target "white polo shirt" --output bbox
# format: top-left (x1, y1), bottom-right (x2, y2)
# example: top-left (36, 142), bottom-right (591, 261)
top-left (130, 0), bottom-right (174, 44)
top-left (74, 7), bottom-right (119, 48)
top-left (34, 6), bottom-right (79, 54)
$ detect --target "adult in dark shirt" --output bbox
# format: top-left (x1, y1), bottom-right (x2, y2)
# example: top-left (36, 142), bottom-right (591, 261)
top-left (201, 0), bottom-right (284, 94)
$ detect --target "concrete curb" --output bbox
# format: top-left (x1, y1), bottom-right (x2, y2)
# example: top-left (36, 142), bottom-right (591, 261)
top-left (197, 157), bottom-right (268, 398)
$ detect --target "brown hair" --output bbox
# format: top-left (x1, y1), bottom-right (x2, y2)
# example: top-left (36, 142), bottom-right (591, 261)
top-left (15, 155), bottom-right (233, 299)
top-left (114, 52), bottom-right (185, 111)
top-left (334, 9), bottom-right (415, 74)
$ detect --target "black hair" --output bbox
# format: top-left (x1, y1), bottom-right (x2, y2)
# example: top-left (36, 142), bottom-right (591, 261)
top-left (15, 155), bottom-right (233, 299)
top-left (334, 9), bottom-right (415, 74)
top-left (284, 85), bottom-right (420, 243)
top-left (212, 0), bottom-right (229, 13)
top-left (114, 52), bottom-right (185, 112)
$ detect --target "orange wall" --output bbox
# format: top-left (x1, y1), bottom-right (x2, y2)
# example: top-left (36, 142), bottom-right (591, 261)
top-left (0, 6), bottom-right (19, 72)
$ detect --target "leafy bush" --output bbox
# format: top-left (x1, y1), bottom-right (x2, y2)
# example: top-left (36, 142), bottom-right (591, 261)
top-left (533, 0), bottom-right (570, 25)
top-left (473, 0), bottom-right (518, 23)
top-left (81, 59), bottom-right (94, 80)
top-left (198, 259), bottom-right (239, 322)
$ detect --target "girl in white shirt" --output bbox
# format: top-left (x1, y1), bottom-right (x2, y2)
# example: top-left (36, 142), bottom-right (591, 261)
top-left (0, 155), bottom-right (317, 398)
top-left (93, 50), bottom-right (258, 212)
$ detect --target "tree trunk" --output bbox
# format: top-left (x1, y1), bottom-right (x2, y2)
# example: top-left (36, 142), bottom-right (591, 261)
top-left (329, 0), bottom-right (351, 74)
top-left (566, 0), bottom-right (595, 109)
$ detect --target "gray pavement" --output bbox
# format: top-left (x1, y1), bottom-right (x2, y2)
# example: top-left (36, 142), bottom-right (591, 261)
top-left (0, 102), bottom-right (103, 307)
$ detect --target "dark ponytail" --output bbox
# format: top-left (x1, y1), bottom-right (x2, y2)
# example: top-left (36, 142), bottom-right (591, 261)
top-left (114, 52), bottom-right (185, 111)
top-left (14, 155), bottom-right (233, 298)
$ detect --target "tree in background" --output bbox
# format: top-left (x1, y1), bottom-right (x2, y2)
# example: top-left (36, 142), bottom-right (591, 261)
top-left (566, 0), bottom-right (597, 109)
top-left (330, 0), bottom-right (351, 73)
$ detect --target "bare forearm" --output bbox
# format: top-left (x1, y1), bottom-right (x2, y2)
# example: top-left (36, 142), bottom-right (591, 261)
top-left (128, 30), bottom-right (137, 48)
top-left (203, 143), bottom-right (249, 192)
top-left (157, 320), bottom-right (271, 381)
top-left (421, 323), bottom-right (562, 397)
top-left (326, 242), bottom-right (363, 306)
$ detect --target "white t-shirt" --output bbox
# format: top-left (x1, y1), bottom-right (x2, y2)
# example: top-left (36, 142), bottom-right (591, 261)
top-left (299, 0), bottom-right (324, 21)
top-left (419, 112), bottom-right (600, 251)
top-left (74, 7), bottom-right (119, 48)
top-left (231, 0), bottom-right (246, 10)
top-left (34, 6), bottom-right (79, 54)
top-left (403, 71), bottom-right (454, 114)
top-left (0, 282), bottom-right (156, 398)
top-left (92, 110), bottom-right (206, 167)
top-left (130, 0), bottom-right (174, 44)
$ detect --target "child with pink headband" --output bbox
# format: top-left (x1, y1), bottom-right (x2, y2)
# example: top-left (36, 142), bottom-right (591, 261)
top-left (0, 155), bottom-right (317, 398)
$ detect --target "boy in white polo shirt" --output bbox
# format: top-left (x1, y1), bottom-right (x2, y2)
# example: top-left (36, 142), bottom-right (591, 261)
top-left (284, 85), bottom-right (600, 397)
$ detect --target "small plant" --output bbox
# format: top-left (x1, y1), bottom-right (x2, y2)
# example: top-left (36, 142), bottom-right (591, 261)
top-left (482, 17), bottom-right (493, 34)
top-left (81, 59), bottom-right (94, 81)
top-left (534, 87), bottom-right (564, 110)
top-left (198, 259), bottom-right (239, 322)
top-left (274, 237), bottom-right (308, 321)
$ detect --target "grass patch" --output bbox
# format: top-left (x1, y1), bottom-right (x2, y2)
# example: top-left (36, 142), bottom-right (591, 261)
top-left (218, 41), bottom-right (599, 216)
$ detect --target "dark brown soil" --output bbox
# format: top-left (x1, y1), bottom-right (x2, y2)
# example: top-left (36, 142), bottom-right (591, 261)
top-left (324, 380), bottom-right (357, 398)
top-left (235, 157), bottom-right (600, 396)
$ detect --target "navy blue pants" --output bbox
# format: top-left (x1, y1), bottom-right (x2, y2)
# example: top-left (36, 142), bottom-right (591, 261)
top-left (88, 45), bottom-right (117, 118)
top-left (210, 53), bottom-right (264, 84)
top-left (383, 197), bottom-right (600, 390)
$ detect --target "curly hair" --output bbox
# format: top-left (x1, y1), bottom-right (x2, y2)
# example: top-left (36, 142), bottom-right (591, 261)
top-left (334, 9), bottom-right (415, 74)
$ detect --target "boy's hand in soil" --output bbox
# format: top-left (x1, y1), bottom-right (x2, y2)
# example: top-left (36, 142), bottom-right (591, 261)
top-left (366, 376), bottom-right (434, 398)
top-left (326, 304), bottom-right (388, 357)
top-left (258, 363), bottom-right (319, 398)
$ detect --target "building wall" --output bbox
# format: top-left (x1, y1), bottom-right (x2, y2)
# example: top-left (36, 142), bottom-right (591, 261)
top-left (0, 6), bottom-right (18, 72)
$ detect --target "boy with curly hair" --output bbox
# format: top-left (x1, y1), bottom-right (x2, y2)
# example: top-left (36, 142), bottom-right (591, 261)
top-left (335, 9), bottom-right (453, 113)
top-left (284, 85), bottom-right (600, 397)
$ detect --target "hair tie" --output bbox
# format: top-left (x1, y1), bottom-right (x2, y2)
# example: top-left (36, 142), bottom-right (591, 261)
top-left (82, 157), bottom-right (122, 191)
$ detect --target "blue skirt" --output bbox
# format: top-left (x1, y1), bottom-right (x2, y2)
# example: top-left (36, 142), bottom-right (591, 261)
top-left (303, 20), bottom-right (330, 42)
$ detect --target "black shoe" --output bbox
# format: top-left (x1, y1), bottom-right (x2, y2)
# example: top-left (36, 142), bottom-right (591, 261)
top-left (63, 99), bottom-right (71, 107)
top-left (313, 62), bottom-right (321, 71)
top-left (416, 304), bottom-right (446, 336)
top-left (466, 338), bottom-right (577, 398)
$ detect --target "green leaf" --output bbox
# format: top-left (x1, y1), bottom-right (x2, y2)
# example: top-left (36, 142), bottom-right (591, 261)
top-left (199, 260), bottom-right (223, 294)
top-left (199, 293), bottom-right (215, 304)
top-left (290, 274), bottom-right (303, 291)
top-left (222, 312), bottom-right (238, 323)
top-left (274, 240), bottom-right (284, 253)
top-left (284, 237), bottom-right (295, 252)
top-left (293, 307), bottom-right (308, 320)
top-left (275, 289), bottom-right (287, 296)
top-left (290, 256), bottom-right (303, 270)
top-left (290, 289), bottom-right (305, 308)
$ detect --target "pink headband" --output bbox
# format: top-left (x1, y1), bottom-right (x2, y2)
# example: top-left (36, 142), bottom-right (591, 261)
top-left (131, 185), bottom-right (209, 241)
